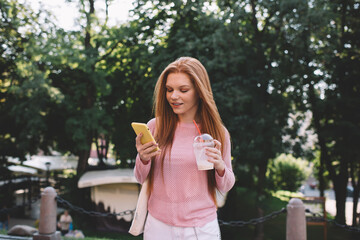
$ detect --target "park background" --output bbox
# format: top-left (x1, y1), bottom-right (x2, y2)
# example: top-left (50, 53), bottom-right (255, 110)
top-left (0, 0), bottom-right (359, 239)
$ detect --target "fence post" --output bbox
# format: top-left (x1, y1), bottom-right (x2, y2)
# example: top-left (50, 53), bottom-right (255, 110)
top-left (286, 198), bottom-right (307, 240)
top-left (33, 187), bottom-right (61, 240)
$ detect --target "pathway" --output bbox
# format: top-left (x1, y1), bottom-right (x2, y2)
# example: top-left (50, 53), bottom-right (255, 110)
top-left (303, 183), bottom-right (360, 225)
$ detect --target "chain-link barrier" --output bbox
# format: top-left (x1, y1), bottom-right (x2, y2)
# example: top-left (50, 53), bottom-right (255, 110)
top-left (218, 208), bottom-right (287, 227)
top-left (55, 196), bottom-right (135, 218)
top-left (6, 191), bottom-right (359, 235)
top-left (305, 208), bottom-right (360, 233)
top-left (55, 194), bottom-right (287, 227)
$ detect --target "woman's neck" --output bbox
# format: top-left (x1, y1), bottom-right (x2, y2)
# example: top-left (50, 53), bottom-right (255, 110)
top-left (177, 114), bottom-right (199, 124)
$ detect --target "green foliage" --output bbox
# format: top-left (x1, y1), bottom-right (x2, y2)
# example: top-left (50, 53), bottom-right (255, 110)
top-left (272, 190), bottom-right (304, 202)
top-left (267, 154), bottom-right (310, 192)
top-left (0, 0), bottom-right (52, 159)
top-left (1, 0), bottom-right (359, 225)
top-left (301, 0), bottom-right (360, 223)
top-left (133, 1), bottom-right (294, 195)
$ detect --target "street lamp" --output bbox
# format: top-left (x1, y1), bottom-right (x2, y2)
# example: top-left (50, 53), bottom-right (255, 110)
top-left (45, 162), bottom-right (51, 187)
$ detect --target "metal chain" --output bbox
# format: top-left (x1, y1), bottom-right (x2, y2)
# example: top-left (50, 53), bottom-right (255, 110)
top-left (218, 208), bottom-right (287, 227)
top-left (55, 196), bottom-right (135, 218)
top-left (56, 195), bottom-right (286, 225)
top-left (305, 208), bottom-right (360, 233)
top-left (5, 192), bottom-right (359, 234)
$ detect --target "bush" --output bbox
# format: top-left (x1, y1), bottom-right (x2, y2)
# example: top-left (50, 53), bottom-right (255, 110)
top-left (267, 153), bottom-right (310, 192)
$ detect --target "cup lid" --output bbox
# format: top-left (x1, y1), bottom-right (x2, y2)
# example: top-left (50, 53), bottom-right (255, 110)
top-left (194, 133), bottom-right (213, 142)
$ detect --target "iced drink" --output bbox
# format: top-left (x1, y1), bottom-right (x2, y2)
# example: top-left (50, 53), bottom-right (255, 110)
top-left (193, 134), bottom-right (215, 170)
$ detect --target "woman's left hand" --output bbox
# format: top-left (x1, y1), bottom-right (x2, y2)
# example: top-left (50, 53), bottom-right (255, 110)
top-left (205, 140), bottom-right (225, 176)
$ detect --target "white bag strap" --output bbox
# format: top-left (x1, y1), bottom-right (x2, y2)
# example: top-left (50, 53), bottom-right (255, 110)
top-left (129, 178), bottom-right (149, 236)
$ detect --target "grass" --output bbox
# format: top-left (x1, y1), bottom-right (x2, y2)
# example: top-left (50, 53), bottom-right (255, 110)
top-left (220, 213), bottom-right (360, 240)
top-left (63, 231), bottom-right (142, 240)
top-left (61, 222), bottom-right (360, 240)
top-left (1, 223), bottom-right (359, 240)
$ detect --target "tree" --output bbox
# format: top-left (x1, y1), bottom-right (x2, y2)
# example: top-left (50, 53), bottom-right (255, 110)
top-left (132, 1), bottom-right (295, 238)
top-left (0, 0), bottom-right (55, 161)
top-left (96, 24), bottom-right (155, 166)
top-left (215, 1), bottom-right (295, 238)
top-left (43, 0), bottom-right (133, 174)
top-left (320, 0), bottom-right (360, 225)
top-left (295, 0), bottom-right (360, 224)
top-left (1, 0), bottom-right (156, 174)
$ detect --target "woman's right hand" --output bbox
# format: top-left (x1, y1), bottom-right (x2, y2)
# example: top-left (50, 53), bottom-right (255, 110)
top-left (135, 133), bottom-right (161, 163)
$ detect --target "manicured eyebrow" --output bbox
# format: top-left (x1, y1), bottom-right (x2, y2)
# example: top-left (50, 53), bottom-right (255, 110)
top-left (165, 85), bottom-right (191, 88)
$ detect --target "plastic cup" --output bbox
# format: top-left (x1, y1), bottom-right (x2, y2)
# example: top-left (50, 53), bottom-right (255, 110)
top-left (193, 134), bottom-right (214, 170)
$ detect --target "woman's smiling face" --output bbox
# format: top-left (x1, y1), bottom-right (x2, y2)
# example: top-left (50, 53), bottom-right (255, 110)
top-left (166, 72), bottom-right (199, 123)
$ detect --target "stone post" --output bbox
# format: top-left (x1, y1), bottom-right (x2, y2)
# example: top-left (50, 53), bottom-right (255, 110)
top-left (286, 198), bottom-right (307, 240)
top-left (33, 187), bottom-right (61, 240)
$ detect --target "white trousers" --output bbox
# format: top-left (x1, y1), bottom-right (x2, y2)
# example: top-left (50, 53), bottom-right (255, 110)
top-left (144, 213), bottom-right (221, 240)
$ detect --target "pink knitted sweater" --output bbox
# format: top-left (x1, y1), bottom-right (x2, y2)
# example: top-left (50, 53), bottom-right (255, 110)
top-left (134, 118), bottom-right (235, 227)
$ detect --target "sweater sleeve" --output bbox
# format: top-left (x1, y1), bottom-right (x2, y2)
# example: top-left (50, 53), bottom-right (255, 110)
top-left (215, 127), bottom-right (235, 193)
top-left (134, 118), bottom-right (156, 184)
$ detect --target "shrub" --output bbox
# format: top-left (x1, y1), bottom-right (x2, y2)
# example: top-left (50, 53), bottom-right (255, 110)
top-left (267, 153), bottom-right (310, 192)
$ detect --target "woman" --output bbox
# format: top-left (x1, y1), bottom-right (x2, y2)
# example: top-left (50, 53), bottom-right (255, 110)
top-left (58, 210), bottom-right (72, 236)
top-left (134, 57), bottom-right (235, 239)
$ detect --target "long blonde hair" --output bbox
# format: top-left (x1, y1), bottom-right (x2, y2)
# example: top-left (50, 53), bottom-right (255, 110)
top-left (150, 57), bottom-right (226, 204)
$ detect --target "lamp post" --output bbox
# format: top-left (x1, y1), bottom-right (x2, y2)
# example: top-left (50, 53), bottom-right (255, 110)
top-left (45, 162), bottom-right (51, 187)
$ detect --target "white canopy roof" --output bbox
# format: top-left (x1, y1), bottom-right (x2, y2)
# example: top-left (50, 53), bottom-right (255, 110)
top-left (8, 165), bottom-right (38, 175)
top-left (22, 155), bottom-right (78, 171)
top-left (78, 168), bottom-right (137, 188)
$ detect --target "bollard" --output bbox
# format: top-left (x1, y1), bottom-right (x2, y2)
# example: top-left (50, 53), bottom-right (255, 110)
top-left (286, 198), bottom-right (307, 240)
top-left (33, 187), bottom-right (61, 240)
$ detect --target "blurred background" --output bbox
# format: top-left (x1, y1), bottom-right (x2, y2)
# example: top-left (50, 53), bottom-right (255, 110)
top-left (0, 0), bottom-right (359, 239)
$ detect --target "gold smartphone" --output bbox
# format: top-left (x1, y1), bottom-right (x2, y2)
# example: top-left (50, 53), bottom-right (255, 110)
top-left (131, 122), bottom-right (160, 152)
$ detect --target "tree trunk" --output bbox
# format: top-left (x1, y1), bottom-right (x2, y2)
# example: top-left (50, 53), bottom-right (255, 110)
top-left (254, 161), bottom-right (268, 240)
top-left (301, 19), bottom-right (326, 198)
top-left (334, 186), bottom-right (347, 224)
top-left (351, 169), bottom-right (360, 226)
top-left (318, 156), bottom-right (325, 197)
top-left (76, 0), bottom-right (95, 176)
top-left (254, 207), bottom-right (264, 240)
top-left (333, 167), bottom-right (348, 224)
top-left (352, 187), bottom-right (360, 226)
top-left (310, 84), bottom-right (348, 224)
top-left (84, 0), bottom-right (95, 49)
top-left (76, 146), bottom-right (90, 176)
top-left (318, 121), bottom-right (348, 224)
